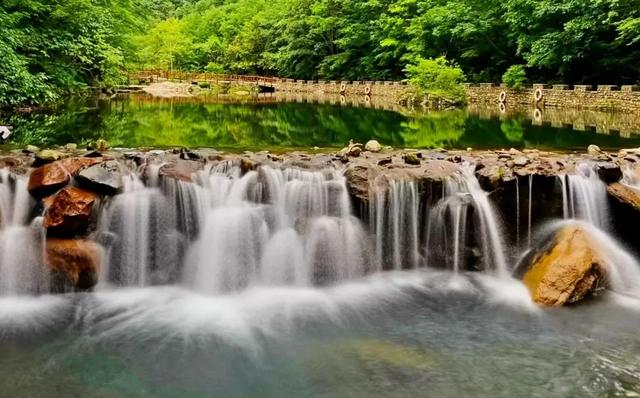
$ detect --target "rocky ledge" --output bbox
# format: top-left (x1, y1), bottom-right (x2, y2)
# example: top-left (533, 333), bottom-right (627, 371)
top-left (4, 141), bottom-right (640, 303)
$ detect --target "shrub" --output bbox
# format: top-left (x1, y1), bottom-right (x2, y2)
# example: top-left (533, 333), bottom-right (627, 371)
top-left (404, 57), bottom-right (467, 105)
top-left (502, 65), bottom-right (527, 90)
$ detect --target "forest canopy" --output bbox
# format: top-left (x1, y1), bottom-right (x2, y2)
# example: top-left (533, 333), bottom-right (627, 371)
top-left (1, 0), bottom-right (640, 106)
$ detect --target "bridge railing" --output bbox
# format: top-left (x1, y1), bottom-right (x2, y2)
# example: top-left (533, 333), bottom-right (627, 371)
top-left (130, 70), bottom-right (281, 84)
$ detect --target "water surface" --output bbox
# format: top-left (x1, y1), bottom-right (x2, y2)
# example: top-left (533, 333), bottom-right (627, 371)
top-left (2, 95), bottom-right (640, 151)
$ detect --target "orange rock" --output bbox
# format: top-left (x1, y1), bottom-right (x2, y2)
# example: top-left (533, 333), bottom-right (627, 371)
top-left (607, 182), bottom-right (640, 212)
top-left (28, 157), bottom-right (103, 198)
top-left (522, 225), bottom-right (607, 306)
top-left (43, 187), bottom-right (98, 236)
top-left (45, 239), bottom-right (102, 290)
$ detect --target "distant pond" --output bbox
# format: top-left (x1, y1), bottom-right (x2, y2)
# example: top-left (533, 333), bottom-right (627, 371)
top-left (2, 94), bottom-right (640, 151)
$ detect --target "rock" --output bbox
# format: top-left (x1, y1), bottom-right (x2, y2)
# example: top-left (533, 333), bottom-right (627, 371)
top-left (587, 145), bottom-right (602, 155)
top-left (76, 160), bottom-right (123, 195)
top-left (403, 152), bottom-right (421, 165)
top-left (27, 157), bottom-right (104, 198)
top-left (508, 148), bottom-right (522, 155)
top-left (365, 140), bottom-right (382, 153)
top-left (513, 156), bottom-right (530, 167)
top-left (65, 143), bottom-right (78, 151)
top-left (45, 239), bottom-right (102, 291)
top-left (159, 159), bottom-right (203, 182)
top-left (43, 187), bottom-right (98, 236)
top-left (24, 145), bottom-right (40, 154)
top-left (27, 165), bottom-right (70, 198)
top-left (594, 162), bottom-right (622, 183)
top-left (344, 164), bottom-right (372, 203)
top-left (607, 183), bottom-right (640, 212)
top-left (240, 158), bottom-right (258, 175)
top-left (341, 140), bottom-right (364, 157)
top-left (94, 139), bottom-right (110, 152)
top-left (521, 225), bottom-right (607, 306)
top-left (33, 149), bottom-right (66, 166)
top-left (84, 150), bottom-right (103, 158)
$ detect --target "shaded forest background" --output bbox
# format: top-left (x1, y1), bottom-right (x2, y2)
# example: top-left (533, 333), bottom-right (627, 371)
top-left (2, 0), bottom-right (640, 106)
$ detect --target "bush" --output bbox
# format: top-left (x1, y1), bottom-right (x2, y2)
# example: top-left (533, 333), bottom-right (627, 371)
top-left (502, 65), bottom-right (527, 90)
top-left (404, 57), bottom-right (467, 105)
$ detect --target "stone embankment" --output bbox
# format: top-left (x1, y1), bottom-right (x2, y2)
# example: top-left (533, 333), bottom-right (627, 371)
top-left (6, 141), bottom-right (640, 304)
top-left (468, 83), bottom-right (640, 112)
top-left (131, 71), bottom-right (640, 112)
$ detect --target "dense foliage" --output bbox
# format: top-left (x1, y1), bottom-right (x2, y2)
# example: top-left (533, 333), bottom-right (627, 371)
top-left (2, 0), bottom-right (640, 106)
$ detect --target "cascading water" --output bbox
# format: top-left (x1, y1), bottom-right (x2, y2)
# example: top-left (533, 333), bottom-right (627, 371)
top-left (371, 179), bottom-right (421, 271)
top-left (425, 164), bottom-right (508, 276)
top-left (0, 170), bottom-right (47, 296)
top-left (98, 164), bottom-right (185, 287)
top-left (183, 163), bottom-right (370, 293)
top-left (560, 163), bottom-right (610, 229)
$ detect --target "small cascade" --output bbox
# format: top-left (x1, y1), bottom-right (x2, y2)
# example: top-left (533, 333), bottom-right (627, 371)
top-left (0, 170), bottom-right (47, 296)
top-left (99, 165), bottom-right (185, 287)
top-left (371, 179), bottom-right (421, 271)
top-left (183, 163), bottom-right (369, 294)
top-left (561, 163), bottom-right (610, 229)
top-left (426, 164), bottom-right (508, 276)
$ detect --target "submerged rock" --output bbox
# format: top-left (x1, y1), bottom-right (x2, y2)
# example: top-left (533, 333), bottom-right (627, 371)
top-left (45, 239), bottom-right (102, 291)
top-left (77, 160), bottom-right (123, 195)
top-left (521, 225), bottom-right (607, 306)
top-left (43, 187), bottom-right (98, 236)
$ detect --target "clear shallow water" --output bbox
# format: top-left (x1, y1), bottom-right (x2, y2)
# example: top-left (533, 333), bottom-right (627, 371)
top-left (2, 95), bottom-right (640, 151)
top-left (1, 273), bottom-right (639, 398)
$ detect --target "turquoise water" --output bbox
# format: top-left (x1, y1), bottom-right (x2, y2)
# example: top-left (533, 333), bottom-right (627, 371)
top-left (0, 274), bottom-right (639, 397)
top-left (2, 95), bottom-right (640, 151)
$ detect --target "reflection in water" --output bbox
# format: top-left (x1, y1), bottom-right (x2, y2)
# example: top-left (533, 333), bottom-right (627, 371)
top-left (3, 95), bottom-right (640, 150)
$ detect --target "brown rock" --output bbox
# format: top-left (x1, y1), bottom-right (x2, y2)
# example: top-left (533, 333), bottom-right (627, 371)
top-left (43, 187), bottom-right (98, 236)
top-left (522, 225), bottom-right (607, 306)
top-left (27, 157), bottom-right (103, 198)
top-left (45, 239), bottom-right (102, 291)
top-left (607, 183), bottom-right (640, 211)
top-left (159, 159), bottom-right (203, 182)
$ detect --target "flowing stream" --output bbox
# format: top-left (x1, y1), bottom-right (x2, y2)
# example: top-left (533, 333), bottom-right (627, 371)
top-left (1, 160), bottom-right (640, 397)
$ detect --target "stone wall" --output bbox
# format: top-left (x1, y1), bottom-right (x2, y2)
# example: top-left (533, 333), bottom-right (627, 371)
top-left (467, 84), bottom-right (640, 112)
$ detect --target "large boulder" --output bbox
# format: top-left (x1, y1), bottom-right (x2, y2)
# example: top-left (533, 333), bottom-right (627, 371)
top-left (28, 157), bottom-right (102, 198)
top-left (521, 225), bottom-right (607, 306)
top-left (43, 187), bottom-right (98, 236)
top-left (45, 239), bottom-right (102, 291)
top-left (77, 160), bottom-right (123, 195)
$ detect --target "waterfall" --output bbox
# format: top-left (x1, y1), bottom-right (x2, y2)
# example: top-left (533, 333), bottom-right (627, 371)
top-left (0, 170), bottom-right (47, 296)
top-left (182, 163), bottom-right (370, 294)
top-left (371, 179), bottom-right (421, 271)
top-left (99, 165), bottom-right (186, 287)
top-left (561, 163), bottom-right (610, 229)
top-left (368, 163), bottom-right (509, 276)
